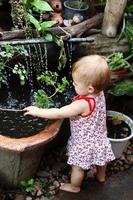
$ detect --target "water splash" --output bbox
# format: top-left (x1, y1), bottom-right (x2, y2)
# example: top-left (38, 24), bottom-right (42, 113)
top-left (66, 41), bottom-right (73, 68)
top-left (44, 43), bottom-right (48, 71)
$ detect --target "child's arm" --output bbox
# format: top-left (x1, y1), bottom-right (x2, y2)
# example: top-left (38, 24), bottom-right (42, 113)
top-left (23, 100), bottom-right (88, 119)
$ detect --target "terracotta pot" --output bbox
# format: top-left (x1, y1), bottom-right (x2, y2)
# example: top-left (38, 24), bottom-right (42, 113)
top-left (0, 119), bottom-right (63, 188)
top-left (111, 68), bottom-right (128, 80)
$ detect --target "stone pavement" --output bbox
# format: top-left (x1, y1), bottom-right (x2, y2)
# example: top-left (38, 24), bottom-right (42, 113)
top-left (54, 168), bottom-right (133, 200)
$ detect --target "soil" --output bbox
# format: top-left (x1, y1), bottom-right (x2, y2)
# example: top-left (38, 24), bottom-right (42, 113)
top-left (107, 116), bottom-right (131, 139)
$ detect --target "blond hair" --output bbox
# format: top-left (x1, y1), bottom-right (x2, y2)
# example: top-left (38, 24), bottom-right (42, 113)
top-left (72, 55), bottom-right (110, 93)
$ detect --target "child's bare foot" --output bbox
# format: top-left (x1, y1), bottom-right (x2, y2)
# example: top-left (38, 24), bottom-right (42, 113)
top-left (60, 183), bottom-right (80, 193)
top-left (95, 174), bottom-right (105, 183)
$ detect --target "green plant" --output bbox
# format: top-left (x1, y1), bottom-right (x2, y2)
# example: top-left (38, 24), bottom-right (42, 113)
top-left (125, 3), bottom-right (133, 18)
top-left (9, 0), bottom-right (68, 108)
top-left (0, 44), bottom-right (28, 87)
top-left (23, 0), bottom-right (67, 70)
top-left (124, 21), bottom-right (133, 55)
top-left (24, 0), bottom-right (53, 13)
top-left (118, 3), bottom-right (133, 54)
top-left (106, 52), bottom-right (131, 72)
top-left (108, 79), bottom-right (133, 96)
top-left (23, 0), bottom-right (57, 37)
top-left (20, 178), bottom-right (34, 193)
top-left (109, 115), bottom-right (124, 125)
top-left (34, 71), bottom-right (69, 108)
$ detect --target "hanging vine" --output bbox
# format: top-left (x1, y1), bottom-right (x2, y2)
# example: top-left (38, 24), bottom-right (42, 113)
top-left (10, 0), bottom-right (32, 38)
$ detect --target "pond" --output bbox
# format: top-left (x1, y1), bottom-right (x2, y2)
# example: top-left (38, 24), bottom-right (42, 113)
top-left (0, 40), bottom-right (74, 139)
top-left (0, 82), bottom-right (74, 138)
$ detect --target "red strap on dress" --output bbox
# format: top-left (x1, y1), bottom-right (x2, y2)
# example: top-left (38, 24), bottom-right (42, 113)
top-left (72, 95), bottom-right (96, 117)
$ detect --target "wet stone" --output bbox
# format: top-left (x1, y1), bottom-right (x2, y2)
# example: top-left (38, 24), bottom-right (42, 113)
top-left (14, 194), bottom-right (25, 200)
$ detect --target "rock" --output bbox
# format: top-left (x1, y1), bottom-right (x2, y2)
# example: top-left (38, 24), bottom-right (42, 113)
top-left (40, 197), bottom-right (49, 200)
top-left (53, 180), bottom-right (60, 188)
top-left (52, 162), bottom-right (66, 172)
top-left (37, 190), bottom-right (43, 197)
top-left (26, 197), bottom-right (32, 200)
top-left (49, 185), bottom-right (56, 191)
top-left (37, 170), bottom-right (50, 178)
top-left (126, 150), bottom-right (132, 155)
top-left (15, 194), bottom-right (25, 200)
top-left (127, 155), bottom-right (133, 163)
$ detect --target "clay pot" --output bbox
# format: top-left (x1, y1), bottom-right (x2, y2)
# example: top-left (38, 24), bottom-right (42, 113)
top-left (111, 68), bottom-right (128, 80)
top-left (0, 118), bottom-right (63, 188)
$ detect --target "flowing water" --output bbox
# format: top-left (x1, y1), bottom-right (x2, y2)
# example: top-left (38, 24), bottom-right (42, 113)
top-left (0, 41), bottom-right (74, 138)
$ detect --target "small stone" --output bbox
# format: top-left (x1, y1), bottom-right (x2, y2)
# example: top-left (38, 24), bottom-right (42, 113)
top-left (53, 180), bottom-right (60, 188)
top-left (15, 194), bottom-right (25, 200)
top-left (49, 185), bottom-right (56, 191)
top-left (124, 164), bottom-right (130, 169)
top-left (120, 155), bottom-right (126, 161)
top-left (126, 150), bottom-right (132, 155)
top-left (120, 166), bottom-right (125, 171)
top-left (61, 175), bottom-right (69, 182)
top-left (40, 197), bottom-right (49, 200)
top-left (118, 160), bottom-right (123, 165)
top-left (49, 190), bottom-right (56, 195)
top-left (26, 197), bottom-right (32, 200)
top-left (37, 170), bottom-right (50, 178)
top-left (127, 155), bottom-right (133, 163)
top-left (37, 189), bottom-right (43, 196)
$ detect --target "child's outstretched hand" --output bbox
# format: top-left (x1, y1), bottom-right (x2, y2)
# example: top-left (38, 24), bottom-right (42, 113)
top-left (23, 106), bottom-right (40, 117)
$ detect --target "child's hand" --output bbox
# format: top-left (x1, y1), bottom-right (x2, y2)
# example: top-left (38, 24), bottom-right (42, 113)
top-left (23, 106), bottom-right (40, 117)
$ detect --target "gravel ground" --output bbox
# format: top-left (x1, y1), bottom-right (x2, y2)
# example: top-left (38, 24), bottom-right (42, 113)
top-left (0, 139), bottom-right (132, 200)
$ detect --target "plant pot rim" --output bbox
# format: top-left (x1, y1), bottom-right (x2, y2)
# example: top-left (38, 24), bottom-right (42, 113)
top-left (107, 110), bottom-right (133, 142)
top-left (64, 0), bottom-right (89, 11)
top-left (111, 68), bottom-right (128, 75)
top-left (0, 119), bottom-right (63, 152)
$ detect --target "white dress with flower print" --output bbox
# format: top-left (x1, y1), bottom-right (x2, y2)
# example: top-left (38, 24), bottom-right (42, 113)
top-left (67, 92), bottom-right (115, 170)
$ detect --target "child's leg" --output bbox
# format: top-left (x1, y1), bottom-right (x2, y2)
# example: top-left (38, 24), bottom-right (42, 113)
top-left (95, 164), bottom-right (106, 182)
top-left (60, 165), bottom-right (84, 193)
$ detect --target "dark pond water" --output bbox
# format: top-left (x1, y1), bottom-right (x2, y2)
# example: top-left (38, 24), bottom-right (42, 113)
top-left (0, 82), bottom-right (74, 138)
top-left (0, 110), bottom-right (48, 138)
top-left (107, 117), bottom-right (131, 139)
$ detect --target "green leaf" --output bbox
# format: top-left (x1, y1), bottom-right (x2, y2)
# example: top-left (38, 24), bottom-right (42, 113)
top-left (27, 178), bottom-right (34, 185)
top-left (34, 89), bottom-right (49, 108)
top-left (43, 33), bottom-right (53, 41)
top-left (107, 52), bottom-right (131, 71)
top-left (31, 0), bottom-right (53, 12)
top-left (40, 20), bottom-right (57, 32)
top-left (108, 79), bottom-right (133, 96)
top-left (28, 13), bottom-right (41, 31)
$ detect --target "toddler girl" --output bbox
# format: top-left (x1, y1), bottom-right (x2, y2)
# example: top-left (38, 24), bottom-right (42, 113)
top-left (24, 55), bottom-right (115, 193)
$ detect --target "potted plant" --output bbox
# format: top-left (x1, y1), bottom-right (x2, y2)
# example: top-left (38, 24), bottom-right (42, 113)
top-left (63, 0), bottom-right (89, 20)
top-left (125, 2), bottom-right (133, 24)
top-left (106, 52), bottom-right (132, 80)
top-left (107, 79), bottom-right (133, 96)
top-left (107, 110), bottom-right (133, 158)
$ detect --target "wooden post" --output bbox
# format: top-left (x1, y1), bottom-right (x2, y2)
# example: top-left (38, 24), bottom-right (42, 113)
top-left (102, 0), bottom-right (127, 37)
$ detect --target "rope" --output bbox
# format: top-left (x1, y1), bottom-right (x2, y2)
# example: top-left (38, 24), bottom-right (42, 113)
top-left (58, 26), bottom-right (72, 38)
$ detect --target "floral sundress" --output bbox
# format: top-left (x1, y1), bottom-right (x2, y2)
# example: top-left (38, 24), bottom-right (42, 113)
top-left (67, 92), bottom-right (115, 170)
